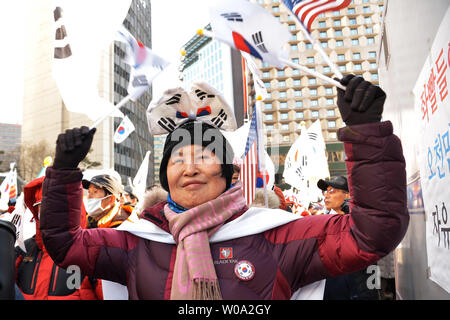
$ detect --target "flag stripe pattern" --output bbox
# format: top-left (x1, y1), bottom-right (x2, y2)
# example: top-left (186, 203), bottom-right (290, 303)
top-left (240, 107), bottom-right (259, 205)
top-left (282, 0), bottom-right (351, 32)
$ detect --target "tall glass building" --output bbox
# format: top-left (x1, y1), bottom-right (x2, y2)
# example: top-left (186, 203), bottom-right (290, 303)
top-left (113, 0), bottom-right (154, 187)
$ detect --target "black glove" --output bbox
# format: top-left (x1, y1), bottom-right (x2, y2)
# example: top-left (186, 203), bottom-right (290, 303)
top-left (53, 126), bottom-right (96, 169)
top-left (336, 74), bottom-right (386, 126)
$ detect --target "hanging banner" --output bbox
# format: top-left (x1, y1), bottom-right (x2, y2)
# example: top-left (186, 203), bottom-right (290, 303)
top-left (413, 7), bottom-right (450, 294)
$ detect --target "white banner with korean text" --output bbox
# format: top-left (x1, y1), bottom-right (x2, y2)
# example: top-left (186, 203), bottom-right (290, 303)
top-left (413, 7), bottom-right (450, 294)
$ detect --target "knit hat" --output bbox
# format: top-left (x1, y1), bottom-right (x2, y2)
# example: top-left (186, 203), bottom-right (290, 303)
top-left (159, 120), bottom-right (235, 192)
top-left (82, 174), bottom-right (124, 197)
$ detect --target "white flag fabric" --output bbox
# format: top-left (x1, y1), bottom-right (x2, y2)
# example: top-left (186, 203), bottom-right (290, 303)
top-left (307, 120), bottom-right (330, 180)
top-left (132, 151), bottom-right (151, 204)
top-left (115, 26), bottom-right (170, 101)
top-left (0, 193), bottom-right (26, 252)
top-left (52, 1), bottom-right (130, 120)
top-left (283, 123), bottom-right (313, 190)
top-left (241, 52), bottom-right (268, 100)
top-left (113, 115), bottom-right (135, 144)
top-left (209, 0), bottom-right (290, 68)
top-left (0, 164), bottom-right (17, 210)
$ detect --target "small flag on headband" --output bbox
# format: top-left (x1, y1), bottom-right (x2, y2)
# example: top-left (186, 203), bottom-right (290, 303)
top-left (115, 26), bottom-right (170, 101)
top-left (209, 0), bottom-right (290, 68)
top-left (282, 0), bottom-right (352, 32)
top-left (114, 115), bottom-right (135, 144)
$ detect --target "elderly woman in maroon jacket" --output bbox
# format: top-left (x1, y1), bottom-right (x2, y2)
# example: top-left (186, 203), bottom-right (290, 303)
top-left (40, 75), bottom-right (409, 300)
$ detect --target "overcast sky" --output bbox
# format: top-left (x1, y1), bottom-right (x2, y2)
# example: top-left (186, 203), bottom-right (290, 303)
top-left (0, 0), bottom-right (212, 125)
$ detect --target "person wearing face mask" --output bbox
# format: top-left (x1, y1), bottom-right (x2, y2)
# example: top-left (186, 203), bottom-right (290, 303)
top-left (82, 174), bottom-right (135, 229)
top-left (14, 176), bottom-right (102, 300)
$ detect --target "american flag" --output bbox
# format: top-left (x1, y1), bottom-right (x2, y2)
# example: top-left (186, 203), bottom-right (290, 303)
top-left (282, 0), bottom-right (352, 32)
top-left (239, 107), bottom-right (260, 205)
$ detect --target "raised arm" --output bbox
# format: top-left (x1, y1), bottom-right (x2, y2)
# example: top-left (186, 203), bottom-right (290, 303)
top-left (40, 127), bottom-right (138, 285)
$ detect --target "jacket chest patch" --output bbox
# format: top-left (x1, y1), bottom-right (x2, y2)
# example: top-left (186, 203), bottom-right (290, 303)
top-left (234, 260), bottom-right (255, 281)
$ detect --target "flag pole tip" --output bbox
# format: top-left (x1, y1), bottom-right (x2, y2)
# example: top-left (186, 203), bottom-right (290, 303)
top-left (196, 29), bottom-right (204, 36)
top-left (256, 95), bottom-right (262, 101)
top-left (300, 121), bottom-right (306, 126)
top-left (180, 49), bottom-right (186, 56)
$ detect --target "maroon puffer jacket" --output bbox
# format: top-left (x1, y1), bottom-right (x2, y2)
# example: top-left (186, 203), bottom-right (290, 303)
top-left (40, 121), bottom-right (409, 300)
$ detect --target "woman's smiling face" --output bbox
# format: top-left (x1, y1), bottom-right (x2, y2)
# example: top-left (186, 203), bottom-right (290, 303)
top-left (166, 144), bottom-right (226, 209)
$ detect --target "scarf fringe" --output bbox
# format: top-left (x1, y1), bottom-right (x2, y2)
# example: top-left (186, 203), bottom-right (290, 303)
top-left (193, 279), bottom-right (223, 300)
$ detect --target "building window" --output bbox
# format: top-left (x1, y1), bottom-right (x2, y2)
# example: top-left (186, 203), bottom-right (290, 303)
top-left (335, 30), bottom-right (343, 37)
top-left (290, 34), bottom-right (297, 41)
top-left (337, 54), bottom-right (345, 61)
top-left (354, 63), bottom-right (362, 70)
top-left (318, 21), bottom-right (326, 28)
top-left (294, 79), bottom-right (301, 86)
top-left (353, 52), bottom-right (361, 59)
top-left (278, 80), bottom-right (286, 87)
top-left (371, 73), bottom-right (379, 80)
top-left (348, 8), bottom-right (356, 14)
top-left (296, 101), bottom-right (303, 108)
top-left (326, 98), bottom-right (334, 105)
top-left (280, 112), bottom-right (289, 120)
top-left (310, 88), bottom-right (317, 96)
top-left (319, 31), bottom-right (327, 38)
top-left (369, 51), bottom-right (377, 58)
top-left (327, 109), bottom-right (335, 116)
top-left (272, 6), bottom-right (280, 12)
top-left (282, 124), bottom-right (289, 131)
top-left (364, 17), bottom-right (372, 24)
top-left (306, 43), bottom-right (313, 49)
top-left (367, 37), bottom-right (375, 44)
top-left (296, 111), bottom-right (304, 119)
top-left (325, 87), bottom-right (333, 95)
top-left (350, 28), bottom-right (358, 36)
top-left (265, 124), bottom-right (274, 131)
top-left (339, 65), bottom-right (346, 72)
top-left (323, 66), bottom-right (331, 73)
top-left (366, 26), bottom-right (373, 34)
top-left (278, 70), bottom-right (285, 77)
top-left (370, 62), bottom-right (377, 69)
top-left (292, 69), bottom-right (300, 75)
top-left (349, 18), bottom-right (357, 25)
top-left (279, 91), bottom-right (287, 98)
top-left (289, 24), bottom-right (296, 31)
top-left (352, 39), bottom-right (359, 46)
top-left (280, 102), bottom-right (288, 109)
top-left (309, 78), bottom-right (317, 85)
top-left (310, 100), bottom-right (319, 107)
top-left (263, 71), bottom-right (270, 78)
top-left (264, 82), bottom-right (271, 88)
top-left (294, 90), bottom-right (302, 97)
top-left (292, 58), bottom-right (299, 64)
top-left (321, 41), bottom-right (328, 48)
top-left (265, 114), bottom-right (273, 121)
top-left (328, 120), bottom-right (336, 128)
top-left (265, 103), bottom-right (272, 110)
top-left (307, 56), bottom-right (315, 64)
top-left (336, 40), bottom-right (344, 47)
top-left (333, 19), bottom-right (341, 27)
top-left (290, 44), bottom-right (298, 51)
top-left (311, 110), bottom-right (319, 117)
top-left (363, 6), bottom-right (371, 13)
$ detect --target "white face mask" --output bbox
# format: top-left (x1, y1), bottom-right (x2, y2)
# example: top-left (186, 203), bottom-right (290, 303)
top-left (84, 195), bottom-right (112, 218)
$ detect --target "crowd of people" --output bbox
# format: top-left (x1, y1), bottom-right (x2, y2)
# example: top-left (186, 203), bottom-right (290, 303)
top-left (0, 74), bottom-right (409, 300)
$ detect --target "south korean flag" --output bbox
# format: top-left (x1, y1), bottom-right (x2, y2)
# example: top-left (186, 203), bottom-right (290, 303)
top-left (114, 116), bottom-right (135, 144)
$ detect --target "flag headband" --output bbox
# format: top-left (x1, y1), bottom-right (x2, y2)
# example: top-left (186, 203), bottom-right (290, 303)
top-left (146, 82), bottom-right (237, 135)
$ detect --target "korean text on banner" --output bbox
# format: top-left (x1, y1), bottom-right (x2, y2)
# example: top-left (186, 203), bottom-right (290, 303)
top-left (413, 7), bottom-right (450, 294)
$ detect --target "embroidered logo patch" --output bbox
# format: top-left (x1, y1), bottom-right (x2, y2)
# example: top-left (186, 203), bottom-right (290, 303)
top-left (220, 247), bottom-right (233, 259)
top-left (234, 260), bottom-right (255, 281)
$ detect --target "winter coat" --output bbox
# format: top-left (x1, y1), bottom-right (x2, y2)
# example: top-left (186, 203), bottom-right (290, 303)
top-left (40, 121), bottom-right (409, 300)
top-left (15, 176), bottom-right (102, 300)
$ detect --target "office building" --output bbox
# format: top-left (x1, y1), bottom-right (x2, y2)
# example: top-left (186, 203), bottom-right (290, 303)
top-left (22, 0), bottom-right (153, 187)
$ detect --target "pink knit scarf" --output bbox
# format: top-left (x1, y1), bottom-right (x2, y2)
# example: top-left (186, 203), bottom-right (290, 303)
top-left (164, 183), bottom-right (246, 300)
